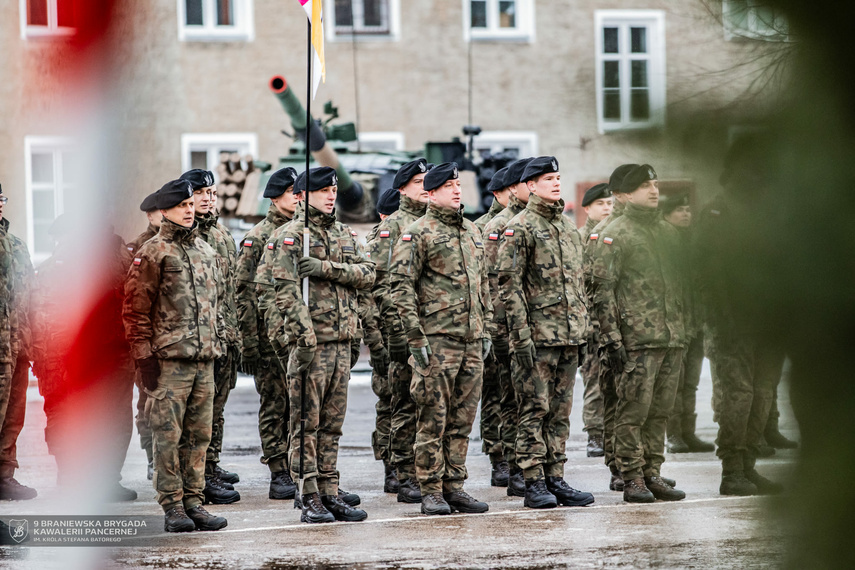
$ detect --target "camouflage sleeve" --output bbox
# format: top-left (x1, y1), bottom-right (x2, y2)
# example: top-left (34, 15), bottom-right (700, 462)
top-left (357, 289), bottom-right (384, 351)
top-left (389, 230), bottom-right (424, 340)
top-left (480, 242), bottom-right (495, 338)
top-left (590, 237), bottom-right (623, 347)
top-left (123, 250), bottom-right (161, 360)
top-left (272, 237), bottom-right (316, 347)
top-left (367, 229), bottom-right (401, 336)
top-left (10, 237), bottom-right (35, 357)
top-left (235, 239), bottom-right (263, 351)
top-left (320, 231), bottom-right (376, 290)
top-left (497, 226), bottom-right (531, 350)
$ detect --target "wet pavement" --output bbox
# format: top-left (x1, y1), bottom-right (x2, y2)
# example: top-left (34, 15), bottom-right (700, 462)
top-left (0, 360), bottom-right (798, 568)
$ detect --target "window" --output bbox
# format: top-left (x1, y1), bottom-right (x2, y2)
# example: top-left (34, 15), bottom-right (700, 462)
top-left (327, 0), bottom-right (399, 41)
top-left (723, 0), bottom-right (788, 41)
top-left (20, 0), bottom-right (77, 38)
top-left (178, 0), bottom-right (254, 42)
top-left (464, 0), bottom-right (534, 42)
top-left (180, 133), bottom-right (258, 180)
top-left (24, 137), bottom-right (77, 260)
top-left (595, 11), bottom-right (666, 132)
top-left (471, 131), bottom-right (538, 160)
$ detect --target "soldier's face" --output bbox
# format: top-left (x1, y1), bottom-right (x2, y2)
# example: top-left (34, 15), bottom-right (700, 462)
top-left (162, 197), bottom-right (196, 228)
top-left (145, 210), bottom-right (162, 228)
top-left (626, 179), bottom-right (659, 208)
top-left (273, 188), bottom-right (303, 216)
top-left (193, 186), bottom-right (214, 215)
top-left (529, 172), bottom-right (562, 203)
top-left (429, 178), bottom-right (461, 210)
top-left (584, 197), bottom-right (614, 223)
top-left (400, 173), bottom-right (428, 203)
top-left (493, 188), bottom-right (511, 208)
top-left (665, 204), bottom-right (692, 227)
top-left (308, 186), bottom-right (337, 214)
top-left (510, 182), bottom-right (531, 204)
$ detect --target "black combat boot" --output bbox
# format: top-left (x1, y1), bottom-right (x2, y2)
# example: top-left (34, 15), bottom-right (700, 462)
top-left (490, 460), bottom-right (510, 487)
top-left (0, 477), bottom-right (37, 501)
top-left (397, 478), bottom-right (422, 503)
top-left (746, 469), bottom-right (783, 495)
top-left (506, 467), bottom-right (525, 497)
top-left (213, 464), bottom-right (240, 484)
top-left (609, 466), bottom-right (624, 491)
top-left (661, 475), bottom-right (677, 487)
top-left (720, 473), bottom-right (758, 496)
top-left (164, 506), bottom-right (196, 533)
top-left (523, 479), bottom-right (558, 509)
top-left (384, 461), bottom-right (399, 494)
top-left (682, 415), bottom-right (715, 452)
top-left (756, 437), bottom-right (776, 458)
top-left (645, 476), bottom-right (686, 501)
top-left (269, 470), bottom-right (297, 500)
top-left (764, 427), bottom-right (798, 449)
top-left (203, 476), bottom-right (240, 504)
top-left (444, 490), bottom-right (489, 513)
top-left (186, 505), bottom-right (228, 530)
top-left (338, 488), bottom-right (361, 506)
top-left (146, 461), bottom-right (154, 481)
top-left (586, 432), bottom-right (605, 457)
top-left (108, 484), bottom-right (138, 502)
top-left (322, 494), bottom-right (368, 521)
top-left (623, 478), bottom-right (655, 503)
top-left (666, 434), bottom-right (690, 453)
top-left (546, 477), bottom-right (595, 507)
top-left (420, 492), bottom-right (452, 516)
top-left (300, 493), bottom-right (335, 524)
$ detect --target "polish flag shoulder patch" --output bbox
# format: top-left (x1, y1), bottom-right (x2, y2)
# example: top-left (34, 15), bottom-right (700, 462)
top-left (504, 229), bottom-right (514, 237)
top-left (243, 239), bottom-right (253, 247)
top-left (126, 246), bottom-right (134, 252)
top-left (351, 230), bottom-right (358, 237)
top-left (488, 232), bottom-right (499, 241)
top-left (282, 237), bottom-right (295, 246)
top-left (590, 233), bottom-right (599, 241)
top-left (379, 230), bottom-right (390, 238)
top-left (603, 237), bottom-right (614, 245)
top-left (133, 258), bottom-right (142, 267)
top-left (366, 252), bottom-right (371, 258)
top-left (267, 242), bottom-right (275, 250)
top-left (402, 234), bottom-right (412, 242)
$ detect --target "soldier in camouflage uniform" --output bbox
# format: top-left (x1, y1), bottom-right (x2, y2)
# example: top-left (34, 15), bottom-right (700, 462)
top-left (390, 162), bottom-right (492, 516)
top-left (123, 180), bottom-right (228, 532)
top-left (590, 165), bottom-right (687, 504)
top-left (496, 156), bottom-right (594, 510)
top-left (366, 158), bottom-right (429, 504)
top-left (481, 157), bottom-right (533, 497)
top-left (270, 166), bottom-right (374, 524)
top-left (126, 191), bottom-right (161, 480)
top-left (180, 169), bottom-right (241, 503)
top-left (235, 168), bottom-right (301, 500)
top-left (0, 187), bottom-right (38, 500)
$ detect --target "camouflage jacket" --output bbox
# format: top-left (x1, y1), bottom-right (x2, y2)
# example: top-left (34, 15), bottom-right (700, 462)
top-left (0, 222), bottom-right (17, 369)
top-left (390, 203), bottom-right (493, 344)
top-left (235, 204), bottom-right (292, 356)
top-left (123, 219), bottom-right (224, 361)
top-left (578, 216), bottom-right (598, 240)
top-left (126, 223), bottom-right (159, 257)
top-left (474, 198), bottom-right (505, 234)
top-left (481, 194), bottom-right (527, 339)
top-left (0, 218), bottom-right (34, 360)
top-left (590, 202), bottom-right (686, 351)
top-left (365, 194), bottom-right (427, 337)
top-left (197, 212), bottom-right (239, 348)
top-left (270, 206), bottom-right (375, 347)
top-left (496, 194), bottom-right (589, 349)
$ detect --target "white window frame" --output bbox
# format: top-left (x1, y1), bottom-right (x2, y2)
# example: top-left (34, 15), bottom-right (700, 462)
top-left (19, 0), bottom-right (76, 39)
top-left (722, 0), bottom-right (788, 41)
top-left (326, 0), bottom-right (400, 42)
top-left (177, 0), bottom-right (255, 42)
top-left (24, 136), bottom-right (76, 261)
top-left (594, 10), bottom-right (666, 133)
top-left (471, 131), bottom-right (538, 159)
top-left (181, 133), bottom-right (258, 182)
top-left (355, 131), bottom-right (405, 152)
top-left (463, 0), bottom-right (535, 43)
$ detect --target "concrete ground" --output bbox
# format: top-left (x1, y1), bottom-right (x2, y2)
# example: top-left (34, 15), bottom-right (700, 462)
top-left (0, 359), bottom-right (798, 569)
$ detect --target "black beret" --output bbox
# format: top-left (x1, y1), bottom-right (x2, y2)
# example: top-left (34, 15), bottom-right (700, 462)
top-left (424, 162), bottom-right (459, 191)
top-left (505, 157), bottom-right (534, 186)
top-left (522, 156), bottom-right (559, 183)
top-left (301, 166), bottom-right (338, 192)
top-left (609, 164), bottom-right (639, 193)
top-left (264, 167), bottom-right (298, 198)
top-left (155, 179), bottom-right (194, 210)
top-left (139, 192), bottom-right (159, 212)
top-left (487, 167), bottom-right (510, 193)
top-left (179, 169), bottom-right (215, 189)
top-left (426, 163), bottom-right (436, 171)
top-left (582, 183), bottom-right (612, 208)
top-left (620, 164), bottom-right (658, 194)
top-left (376, 188), bottom-right (400, 216)
top-left (659, 192), bottom-right (690, 215)
top-left (393, 158), bottom-right (428, 190)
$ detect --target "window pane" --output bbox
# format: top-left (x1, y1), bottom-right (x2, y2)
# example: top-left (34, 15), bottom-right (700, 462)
top-left (631, 90), bottom-right (650, 120)
top-left (27, 0), bottom-right (48, 26)
top-left (34, 221), bottom-right (53, 254)
top-left (631, 27), bottom-right (647, 53)
top-left (61, 151), bottom-right (80, 184)
top-left (363, 0), bottom-right (384, 27)
top-left (604, 61), bottom-right (620, 89)
top-left (604, 91), bottom-right (621, 121)
top-left (217, 0), bottom-right (234, 26)
top-left (191, 151), bottom-right (209, 170)
top-left (603, 27), bottom-right (618, 54)
top-left (471, 1), bottom-right (487, 28)
top-left (631, 60), bottom-right (648, 88)
top-left (335, 0), bottom-right (354, 27)
top-left (33, 190), bottom-right (56, 220)
top-left (185, 0), bottom-right (203, 25)
top-left (499, 1), bottom-right (516, 28)
top-left (31, 153), bottom-right (54, 184)
top-left (57, 0), bottom-right (77, 27)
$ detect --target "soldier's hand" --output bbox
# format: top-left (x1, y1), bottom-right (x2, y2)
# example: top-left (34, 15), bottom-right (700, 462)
top-left (606, 344), bottom-right (628, 372)
top-left (512, 338), bottom-right (536, 371)
top-left (297, 257), bottom-right (325, 278)
top-left (350, 339), bottom-right (362, 370)
top-left (289, 344), bottom-right (316, 376)
top-left (137, 357), bottom-right (161, 391)
top-left (370, 346), bottom-right (389, 377)
top-left (409, 345), bottom-right (432, 369)
top-left (482, 338), bottom-right (493, 361)
top-left (388, 333), bottom-right (409, 364)
top-left (492, 335), bottom-right (510, 360)
top-left (239, 346), bottom-right (260, 376)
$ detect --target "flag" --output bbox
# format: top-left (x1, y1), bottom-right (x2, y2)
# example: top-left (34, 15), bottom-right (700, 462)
top-left (298, 0), bottom-right (325, 99)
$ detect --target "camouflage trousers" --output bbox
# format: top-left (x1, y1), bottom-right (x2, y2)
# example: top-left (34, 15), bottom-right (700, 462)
top-left (412, 336), bottom-right (483, 494)
top-left (134, 375), bottom-right (153, 463)
top-left (513, 345), bottom-right (578, 481)
top-left (614, 347), bottom-right (683, 481)
top-left (255, 354), bottom-right (290, 473)
top-left (287, 341), bottom-right (350, 496)
top-left (389, 360), bottom-right (417, 482)
top-left (206, 345), bottom-right (239, 466)
top-left (597, 347), bottom-right (620, 474)
top-left (667, 333), bottom-right (705, 438)
top-left (148, 359), bottom-right (214, 511)
top-left (579, 341), bottom-right (605, 434)
top-left (479, 352), bottom-right (516, 465)
top-left (0, 357), bottom-right (31, 477)
top-left (371, 364), bottom-right (393, 463)
top-left (709, 333), bottom-right (783, 474)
